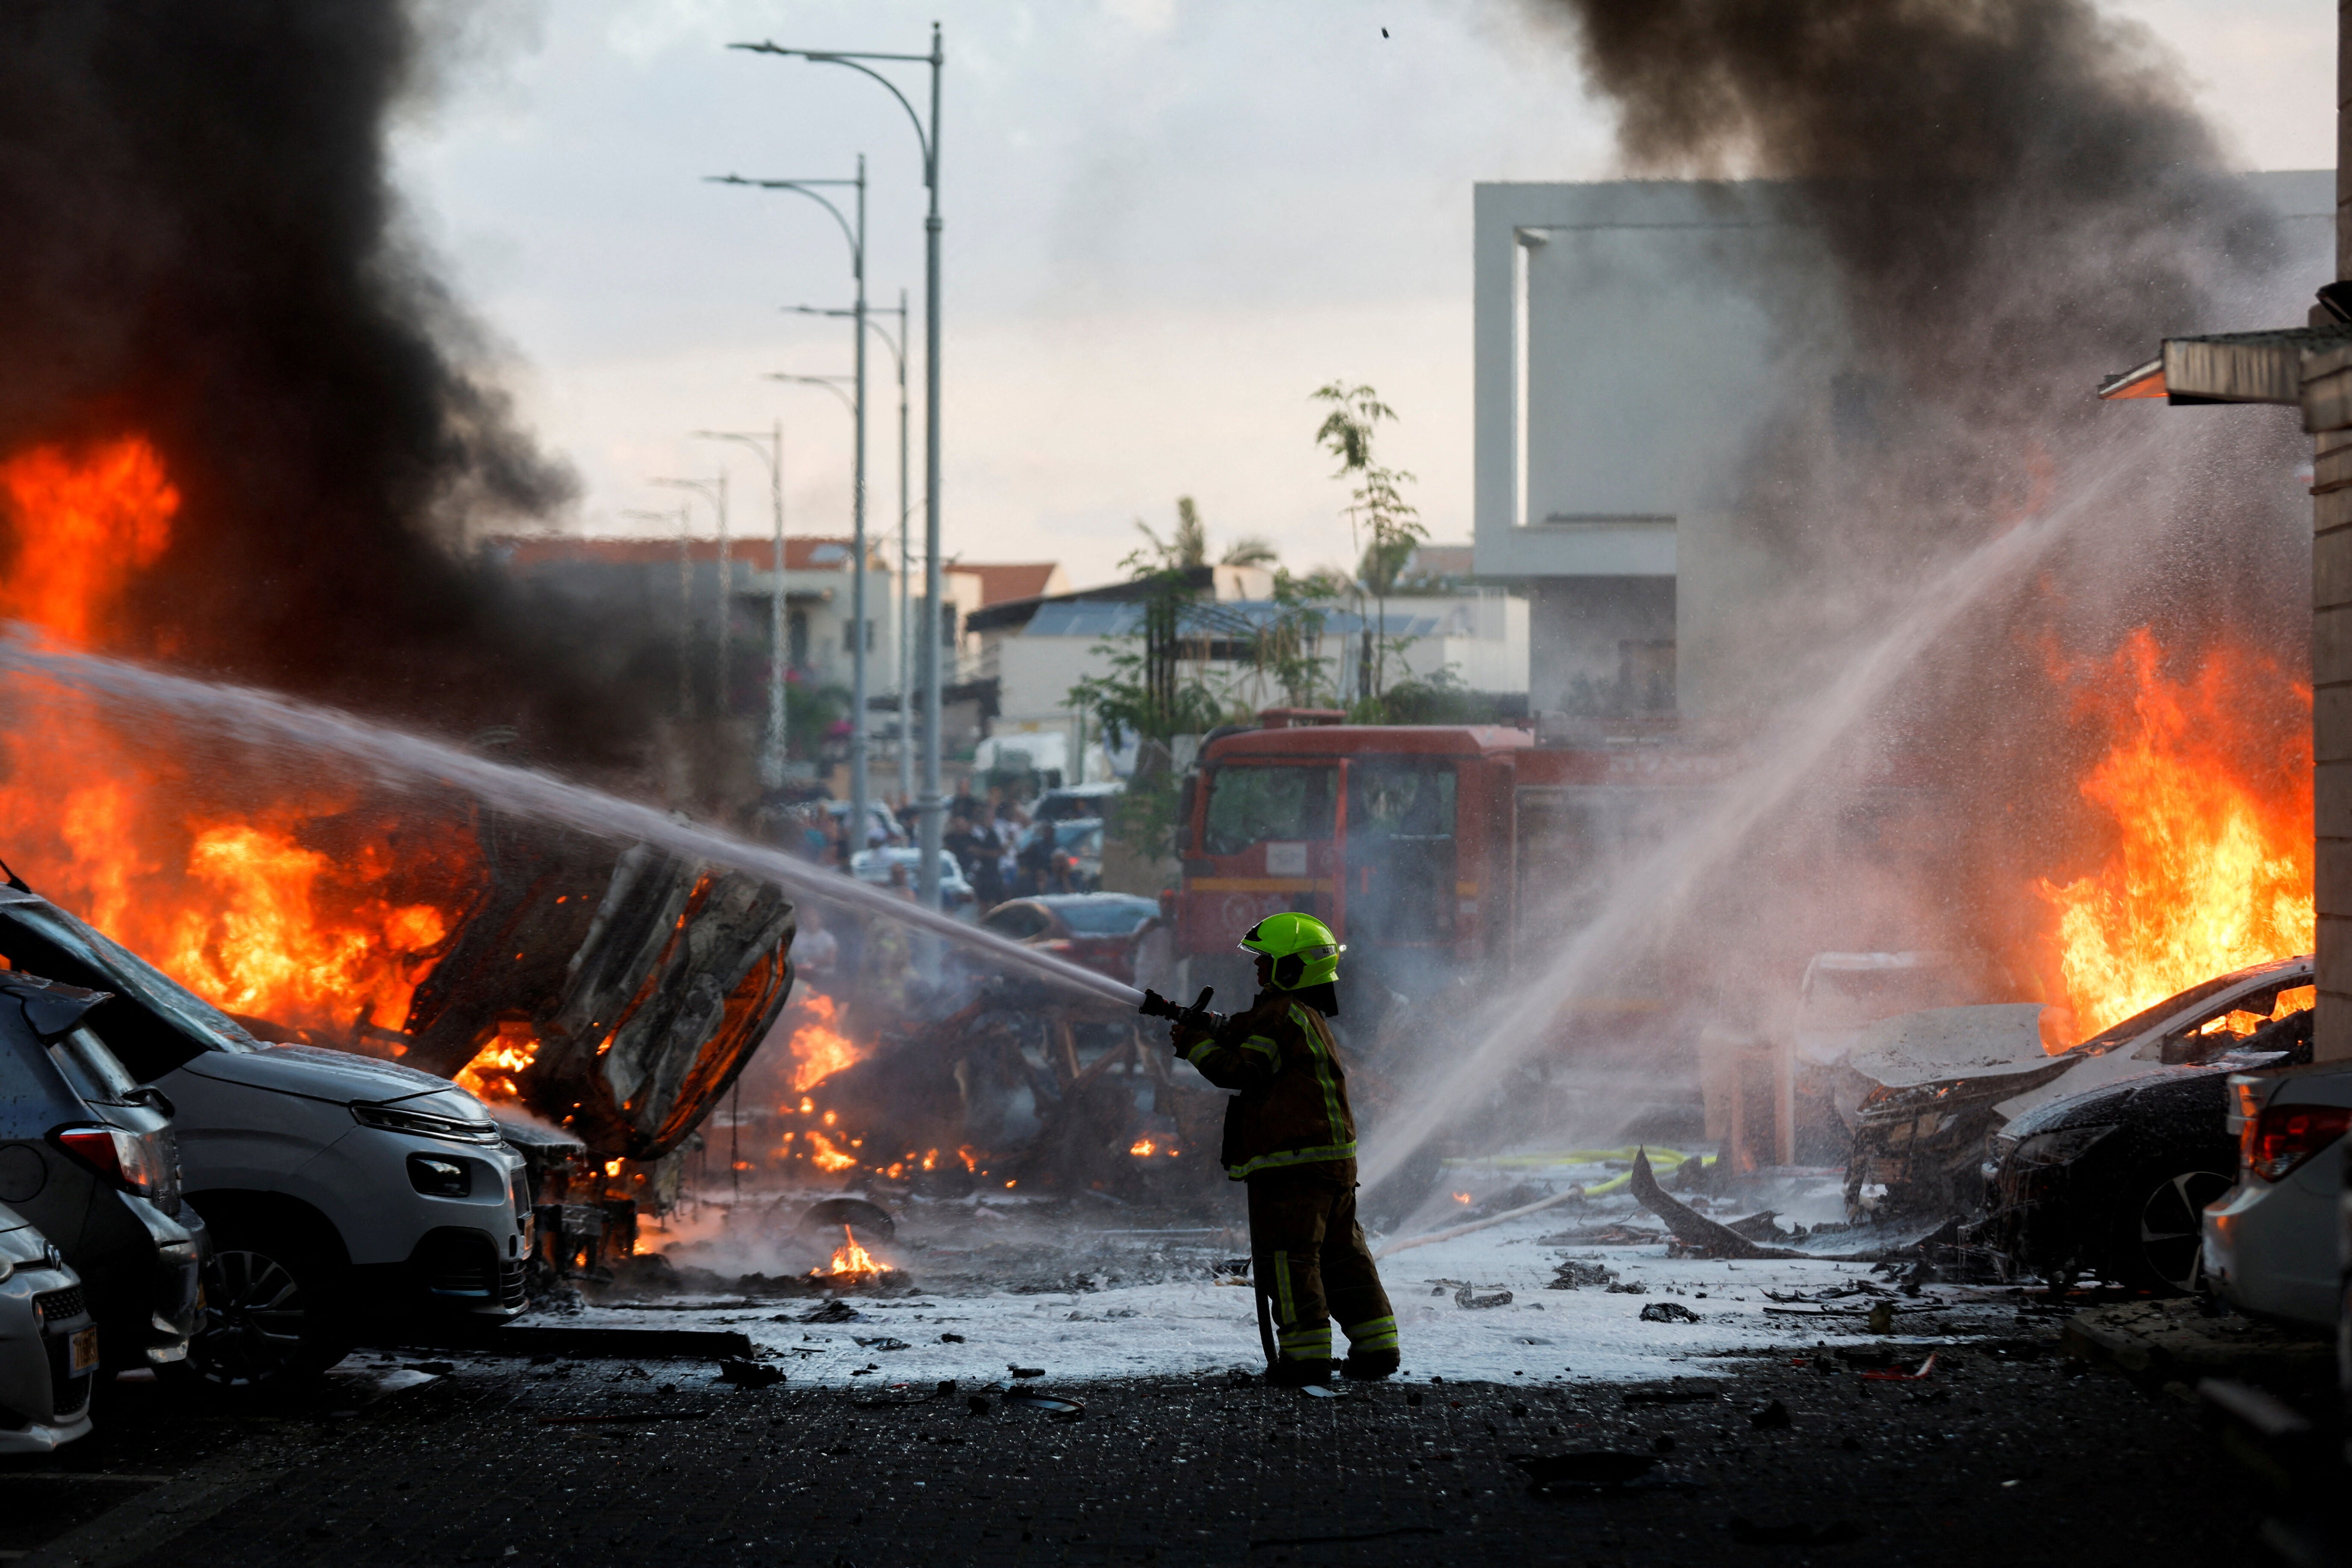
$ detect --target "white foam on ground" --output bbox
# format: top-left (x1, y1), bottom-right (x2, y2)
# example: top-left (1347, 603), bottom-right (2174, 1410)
top-left (564, 1207), bottom-right (1956, 1388)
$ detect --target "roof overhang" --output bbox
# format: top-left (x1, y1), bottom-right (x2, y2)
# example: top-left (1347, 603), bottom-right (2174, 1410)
top-left (2098, 326), bottom-right (2352, 407)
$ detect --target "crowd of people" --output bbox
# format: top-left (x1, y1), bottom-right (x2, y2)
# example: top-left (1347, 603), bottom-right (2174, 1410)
top-left (763, 785), bottom-right (1087, 906)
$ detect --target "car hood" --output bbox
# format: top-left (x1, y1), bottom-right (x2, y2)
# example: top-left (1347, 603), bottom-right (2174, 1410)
top-left (177, 1043), bottom-right (490, 1116)
top-left (0, 1205), bottom-right (53, 1266)
top-left (1846, 1004), bottom-right (2054, 1089)
top-left (1999, 1049), bottom-right (2292, 1137)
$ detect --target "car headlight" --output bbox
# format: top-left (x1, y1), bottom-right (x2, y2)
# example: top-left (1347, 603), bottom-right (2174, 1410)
top-left (407, 1153), bottom-right (474, 1198)
top-left (2009, 1124), bottom-right (2116, 1168)
top-left (352, 1102), bottom-right (505, 1145)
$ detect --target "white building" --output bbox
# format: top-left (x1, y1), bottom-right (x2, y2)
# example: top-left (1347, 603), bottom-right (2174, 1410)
top-left (1471, 173), bottom-right (2334, 721)
top-left (969, 566), bottom-right (1529, 780)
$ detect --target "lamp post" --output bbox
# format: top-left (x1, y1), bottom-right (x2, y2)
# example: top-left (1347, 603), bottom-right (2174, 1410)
top-left (765, 371), bottom-right (870, 851)
top-left (731, 23), bottom-right (946, 908)
top-left (621, 504), bottom-right (694, 721)
top-left (712, 162), bottom-right (872, 860)
top-left (652, 474), bottom-right (730, 724)
top-left (788, 293), bottom-right (912, 812)
top-left (692, 426), bottom-right (789, 788)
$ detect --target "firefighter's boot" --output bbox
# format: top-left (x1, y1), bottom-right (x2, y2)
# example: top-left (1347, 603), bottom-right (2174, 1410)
top-left (1265, 1356), bottom-right (1338, 1388)
top-left (1341, 1347), bottom-right (1400, 1381)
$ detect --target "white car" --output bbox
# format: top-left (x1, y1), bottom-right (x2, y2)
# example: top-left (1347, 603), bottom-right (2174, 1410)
top-left (0, 1203), bottom-right (96, 1453)
top-left (2202, 1060), bottom-right (2352, 1329)
top-left (0, 888), bottom-right (531, 1385)
top-left (850, 847), bottom-right (976, 915)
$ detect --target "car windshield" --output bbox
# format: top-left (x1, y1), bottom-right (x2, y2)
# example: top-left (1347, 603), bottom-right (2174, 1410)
top-left (1203, 765), bottom-right (1336, 855)
top-left (1052, 899), bottom-right (1156, 936)
top-left (2065, 966), bottom-right (2311, 1056)
top-left (0, 899), bottom-right (259, 1079)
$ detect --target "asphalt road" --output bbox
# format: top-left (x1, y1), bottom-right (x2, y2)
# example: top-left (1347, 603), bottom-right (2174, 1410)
top-left (0, 1327), bottom-right (2267, 1568)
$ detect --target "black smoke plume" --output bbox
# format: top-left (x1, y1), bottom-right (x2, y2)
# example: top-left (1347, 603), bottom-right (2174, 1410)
top-left (1536, 0), bottom-right (2315, 991)
top-left (0, 1), bottom-right (648, 761)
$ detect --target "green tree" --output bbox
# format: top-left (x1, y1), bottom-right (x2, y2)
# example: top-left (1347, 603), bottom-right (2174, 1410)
top-left (1312, 381), bottom-right (1425, 704)
top-left (1133, 496), bottom-right (1279, 573)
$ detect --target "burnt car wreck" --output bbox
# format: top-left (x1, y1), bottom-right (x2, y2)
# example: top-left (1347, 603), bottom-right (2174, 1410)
top-left (1835, 958), bottom-right (2314, 1291)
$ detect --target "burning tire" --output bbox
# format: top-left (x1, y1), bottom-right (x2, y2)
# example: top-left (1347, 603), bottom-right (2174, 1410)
top-left (180, 1220), bottom-right (353, 1388)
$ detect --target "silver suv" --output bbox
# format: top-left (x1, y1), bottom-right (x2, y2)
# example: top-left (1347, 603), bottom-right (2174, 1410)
top-left (0, 887), bottom-right (529, 1385)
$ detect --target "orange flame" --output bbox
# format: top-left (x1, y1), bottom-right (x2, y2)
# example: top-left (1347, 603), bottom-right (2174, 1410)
top-left (805, 1130), bottom-right (858, 1173)
top-left (1129, 1137), bottom-right (1156, 1157)
top-left (455, 1021), bottom-right (539, 1103)
top-left (0, 436), bottom-right (178, 645)
top-left (783, 992), bottom-right (867, 1092)
top-left (1451, 1192), bottom-right (1473, 1205)
top-left (0, 437), bottom-right (473, 1047)
top-left (2034, 629), bottom-right (2314, 1042)
top-left (816, 1225), bottom-right (882, 1278)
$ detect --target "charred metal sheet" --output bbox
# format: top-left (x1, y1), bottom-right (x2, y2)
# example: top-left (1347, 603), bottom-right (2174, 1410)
top-left (402, 820), bottom-right (795, 1160)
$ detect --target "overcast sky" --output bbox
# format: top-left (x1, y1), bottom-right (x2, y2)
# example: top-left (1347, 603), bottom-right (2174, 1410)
top-left (392, 0), bottom-right (2336, 588)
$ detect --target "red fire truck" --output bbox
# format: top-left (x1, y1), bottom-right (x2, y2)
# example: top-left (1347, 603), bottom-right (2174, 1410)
top-left (1168, 715), bottom-right (1740, 1023)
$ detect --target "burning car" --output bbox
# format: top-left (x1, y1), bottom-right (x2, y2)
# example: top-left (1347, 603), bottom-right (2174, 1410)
top-left (1844, 955), bottom-right (2313, 1220)
top-left (1982, 1003), bottom-right (2310, 1293)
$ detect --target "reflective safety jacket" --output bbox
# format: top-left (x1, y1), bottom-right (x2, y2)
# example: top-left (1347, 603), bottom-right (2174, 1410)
top-left (1176, 989), bottom-right (1358, 1181)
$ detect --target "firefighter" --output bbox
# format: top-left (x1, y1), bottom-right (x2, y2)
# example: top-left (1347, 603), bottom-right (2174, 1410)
top-left (1166, 912), bottom-right (1400, 1386)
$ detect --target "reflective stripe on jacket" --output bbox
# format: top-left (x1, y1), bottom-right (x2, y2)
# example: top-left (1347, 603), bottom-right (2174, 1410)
top-left (1177, 990), bottom-right (1357, 1180)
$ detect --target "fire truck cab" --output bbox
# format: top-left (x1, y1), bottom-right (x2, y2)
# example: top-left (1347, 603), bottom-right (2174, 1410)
top-left (1172, 718), bottom-right (1727, 1026)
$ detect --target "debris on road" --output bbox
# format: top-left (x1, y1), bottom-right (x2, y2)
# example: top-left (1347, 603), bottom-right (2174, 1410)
top-left (1639, 1302), bottom-right (1702, 1323)
top-left (1861, 1353), bottom-right (1939, 1382)
top-left (1454, 1284), bottom-right (1514, 1309)
top-left (717, 1357), bottom-right (785, 1388)
top-left (1546, 1259), bottom-right (1619, 1290)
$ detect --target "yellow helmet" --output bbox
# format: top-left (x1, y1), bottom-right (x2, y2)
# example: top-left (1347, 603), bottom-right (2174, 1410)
top-left (1238, 911), bottom-right (1344, 990)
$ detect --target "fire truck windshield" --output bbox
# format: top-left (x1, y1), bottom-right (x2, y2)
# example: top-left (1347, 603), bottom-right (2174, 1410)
top-left (1202, 765), bottom-right (1336, 855)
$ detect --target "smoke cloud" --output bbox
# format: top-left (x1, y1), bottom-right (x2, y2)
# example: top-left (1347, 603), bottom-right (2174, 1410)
top-left (1356, 0), bottom-right (2324, 1184)
top-left (0, 0), bottom-right (647, 760)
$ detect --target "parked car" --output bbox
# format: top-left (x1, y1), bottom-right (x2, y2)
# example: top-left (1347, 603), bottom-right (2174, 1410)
top-left (1030, 783), bottom-right (1123, 825)
top-left (0, 885), bottom-right (530, 1385)
top-left (1982, 1004), bottom-right (2311, 1293)
top-left (1845, 955), bottom-right (2313, 1218)
top-left (0, 971), bottom-right (201, 1374)
top-left (850, 847), bottom-right (976, 915)
top-left (1012, 819), bottom-right (1105, 895)
top-left (0, 1202), bottom-right (96, 1452)
top-left (2202, 1057), bottom-right (2352, 1329)
top-left (977, 894), bottom-right (1162, 983)
top-left (827, 799), bottom-right (907, 849)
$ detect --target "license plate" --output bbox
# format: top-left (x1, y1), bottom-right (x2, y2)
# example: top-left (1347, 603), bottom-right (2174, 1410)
top-left (68, 1326), bottom-right (98, 1377)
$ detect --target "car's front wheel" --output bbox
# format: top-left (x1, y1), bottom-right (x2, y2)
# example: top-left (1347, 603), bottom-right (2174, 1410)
top-left (183, 1229), bottom-right (353, 1388)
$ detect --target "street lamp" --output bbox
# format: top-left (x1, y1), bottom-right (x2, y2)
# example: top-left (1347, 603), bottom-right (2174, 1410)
top-left (764, 370), bottom-right (872, 845)
top-left (712, 161), bottom-right (873, 861)
top-left (692, 426), bottom-right (789, 788)
top-left (621, 504), bottom-right (693, 721)
top-left (652, 475), bottom-right (730, 725)
top-left (789, 292), bottom-right (913, 811)
top-left (730, 24), bottom-right (947, 908)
